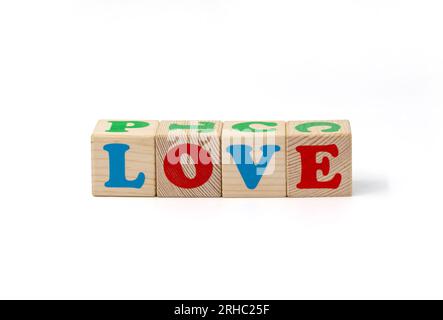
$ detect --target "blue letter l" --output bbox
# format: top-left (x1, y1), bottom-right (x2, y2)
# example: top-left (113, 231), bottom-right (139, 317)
top-left (103, 143), bottom-right (145, 189)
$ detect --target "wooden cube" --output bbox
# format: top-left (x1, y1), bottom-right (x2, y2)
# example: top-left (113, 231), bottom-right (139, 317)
top-left (222, 121), bottom-right (287, 197)
top-left (156, 121), bottom-right (222, 197)
top-left (91, 120), bottom-right (159, 196)
top-left (287, 120), bottom-right (352, 197)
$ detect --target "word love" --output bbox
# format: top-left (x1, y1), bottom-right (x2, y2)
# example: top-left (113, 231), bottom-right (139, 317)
top-left (91, 120), bottom-right (352, 197)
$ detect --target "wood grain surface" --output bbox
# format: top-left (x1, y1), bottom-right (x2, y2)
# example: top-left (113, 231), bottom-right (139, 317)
top-left (287, 120), bottom-right (352, 197)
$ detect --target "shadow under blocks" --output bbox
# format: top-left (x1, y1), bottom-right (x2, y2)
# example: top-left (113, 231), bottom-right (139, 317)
top-left (91, 120), bottom-right (352, 198)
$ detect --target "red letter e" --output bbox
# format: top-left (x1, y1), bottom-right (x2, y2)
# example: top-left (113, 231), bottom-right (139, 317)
top-left (296, 144), bottom-right (342, 189)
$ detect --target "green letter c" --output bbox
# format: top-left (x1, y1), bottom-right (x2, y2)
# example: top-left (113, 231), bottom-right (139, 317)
top-left (232, 121), bottom-right (277, 133)
top-left (295, 121), bottom-right (341, 133)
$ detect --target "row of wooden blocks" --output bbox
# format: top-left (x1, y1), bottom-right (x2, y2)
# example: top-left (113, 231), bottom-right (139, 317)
top-left (91, 120), bottom-right (352, 197)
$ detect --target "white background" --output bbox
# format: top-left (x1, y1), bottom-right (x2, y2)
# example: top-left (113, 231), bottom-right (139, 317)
top-left (0, 1), bottom-right (442, 299)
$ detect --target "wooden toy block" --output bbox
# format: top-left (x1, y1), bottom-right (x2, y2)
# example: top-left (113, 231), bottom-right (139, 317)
top-left (286, 120), bottom-right (352, 197)
top-left (156, 121), bottom-right (222, 197)
top-left (221, 121), bottom-right (287, 197)
top-left (91, 120), bottom-right (159, 197)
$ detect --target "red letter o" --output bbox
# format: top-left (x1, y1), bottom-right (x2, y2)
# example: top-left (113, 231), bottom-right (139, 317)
top-left (163, 143), bottom-right (213, 189)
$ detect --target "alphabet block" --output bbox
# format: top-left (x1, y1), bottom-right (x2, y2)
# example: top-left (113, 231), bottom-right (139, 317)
top-left (286, 120), bottom-right (352, 197)
top-left (222, 121), bottom-right (287, 197)
top-left (155, 121), bottom-right (222, 197)
top-left (91, 120), bottom-right (159, 196)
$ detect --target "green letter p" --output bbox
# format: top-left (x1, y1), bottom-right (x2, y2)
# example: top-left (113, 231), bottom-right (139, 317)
top-left (106, 121), bottom-right (150, 133)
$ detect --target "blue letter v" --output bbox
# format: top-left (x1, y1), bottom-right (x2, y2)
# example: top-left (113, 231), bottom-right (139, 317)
top-left (227, 144), bottom-right (281, 190)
